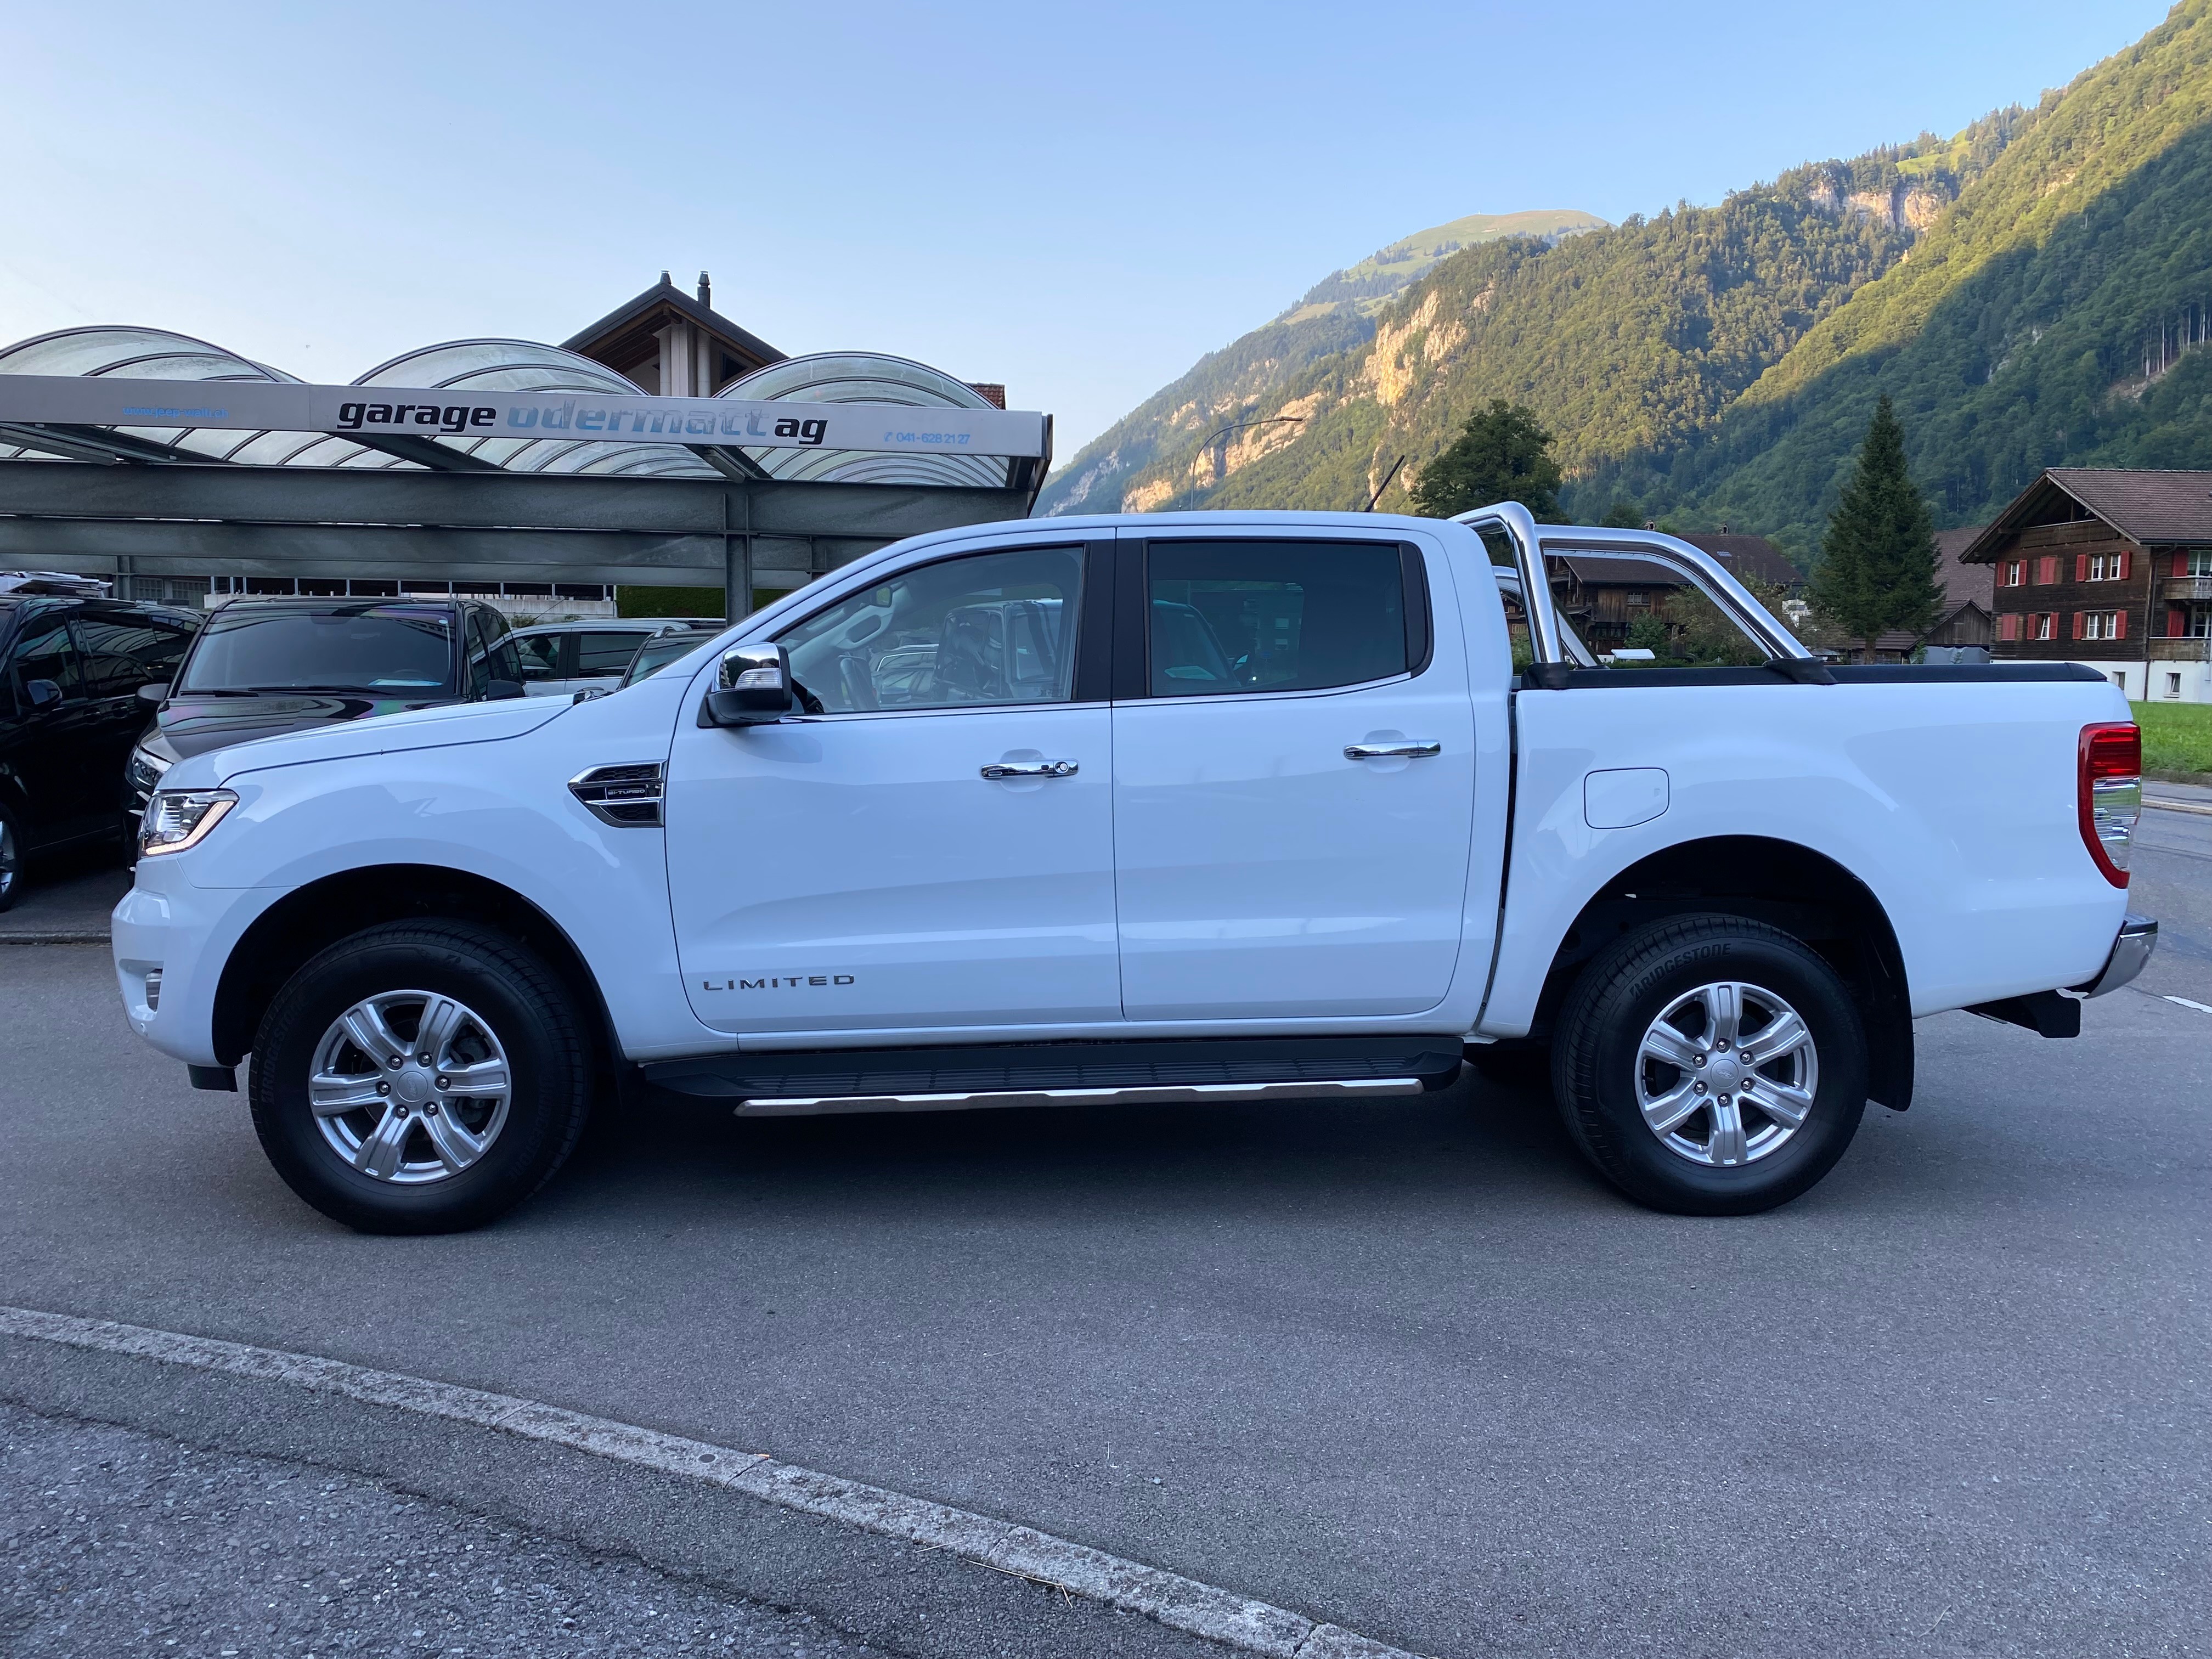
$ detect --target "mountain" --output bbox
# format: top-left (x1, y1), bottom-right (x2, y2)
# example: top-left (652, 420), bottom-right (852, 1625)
top-left (1087, 120), bottom-right (2023, 525)
top-left (1067, 1), bottom-right (2212, 558)
top-left (1616, 0), bottom-right (2212, 545)
top-left (1036, 209), bottom-right (1605, 517)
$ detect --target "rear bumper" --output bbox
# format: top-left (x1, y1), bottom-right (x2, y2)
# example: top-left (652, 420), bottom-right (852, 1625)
top-left (2076, 913), bottom-right (2158, 998)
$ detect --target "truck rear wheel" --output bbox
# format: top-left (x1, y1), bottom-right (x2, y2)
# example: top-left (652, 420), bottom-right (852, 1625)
top-left (249, 921), bottom-right (593, 1234)
top-left (1552, 914), bottom-right (1867, 1215)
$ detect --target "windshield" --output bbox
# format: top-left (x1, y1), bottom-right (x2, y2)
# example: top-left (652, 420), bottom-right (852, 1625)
top-left (178, 605), bottom-right (456, 695)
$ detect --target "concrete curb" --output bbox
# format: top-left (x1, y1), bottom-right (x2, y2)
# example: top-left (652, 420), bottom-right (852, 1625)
top-left (0, 929), bottom-right (108, 945)
top-left (2145, 795), bottom-right (2212, 819)
top-left (0, 1305), bottom-right (1426, 1659)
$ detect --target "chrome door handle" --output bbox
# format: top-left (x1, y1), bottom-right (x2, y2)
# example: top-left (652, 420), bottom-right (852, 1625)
top-left (981, 759), bottom-right (1079, 779)
top-left (1345, 741), bottom-right (1441, 760)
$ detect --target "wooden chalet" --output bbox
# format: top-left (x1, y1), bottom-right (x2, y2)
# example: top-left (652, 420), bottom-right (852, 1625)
top-left (1962, 468), bottom-right (2212, 702)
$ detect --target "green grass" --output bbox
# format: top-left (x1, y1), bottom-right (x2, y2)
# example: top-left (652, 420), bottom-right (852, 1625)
top-left (2131, 701), bottom-right (2212, 781)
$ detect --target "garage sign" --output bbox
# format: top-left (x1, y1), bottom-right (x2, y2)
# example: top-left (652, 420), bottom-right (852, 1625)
top-left (0, 374), bottom-right (1049, 459)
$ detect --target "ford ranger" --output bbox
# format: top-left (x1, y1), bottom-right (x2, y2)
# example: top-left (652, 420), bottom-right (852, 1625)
top-left (111, 504), bottom-right (2156, 1232)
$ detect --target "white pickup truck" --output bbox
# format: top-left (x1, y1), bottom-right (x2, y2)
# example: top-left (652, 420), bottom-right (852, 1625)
top-left (112, 504), bottom-right (2155, 1232)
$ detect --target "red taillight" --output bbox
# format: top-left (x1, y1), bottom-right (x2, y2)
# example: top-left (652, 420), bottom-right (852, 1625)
top-left (2079, 723), bottom-right (2141, 888)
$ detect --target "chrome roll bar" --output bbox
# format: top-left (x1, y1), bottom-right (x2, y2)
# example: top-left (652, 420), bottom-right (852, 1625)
top-left (1453, 501), bottom-right (1818, 675)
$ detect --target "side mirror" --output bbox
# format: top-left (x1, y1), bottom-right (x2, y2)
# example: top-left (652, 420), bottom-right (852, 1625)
top-left (138, 681), bottom-right (171, 704)
top-left (483, 679), bottom-right (526, 701)
top-left (698, 643), bottom-right (793, 728)
top-left (22, 678), bottom-right (62, 710)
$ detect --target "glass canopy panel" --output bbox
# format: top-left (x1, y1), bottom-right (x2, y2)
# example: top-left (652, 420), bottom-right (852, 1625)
top-left (0, 326), bottom-right (284, 380)
top-left (354, 340), bottom-right (643, 395)
top-left (720, 352), bottom-right (992, 410)
top-left (93, 354), bottom-right (280, 381)
top-left (714, 352), bottom-right (1000, 487)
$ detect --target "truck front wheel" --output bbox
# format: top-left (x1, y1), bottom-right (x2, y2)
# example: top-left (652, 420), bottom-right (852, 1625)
top-left (248, 921), bottom-right (594, 1234)
top-left (1552, 915), bottom-right (1867, 1215)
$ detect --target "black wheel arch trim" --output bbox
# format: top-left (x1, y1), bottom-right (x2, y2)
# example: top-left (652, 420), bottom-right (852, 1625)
top-left (1529, 834), bottom-right (1915, 1111)
top-left (210, 863), bottom-right (620, 1080)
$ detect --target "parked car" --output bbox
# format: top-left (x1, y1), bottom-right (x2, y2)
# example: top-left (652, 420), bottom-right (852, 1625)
top-left (125, 597), bottom-right (526, 830)
top-left (0, 595), bottom-right (200, 909)
top-left (114, 510), bottom-right (2154, 1234)
top-left (509, 618), bottom-right (719, 699)
top-left (615, 625), bottom-right (723, 690)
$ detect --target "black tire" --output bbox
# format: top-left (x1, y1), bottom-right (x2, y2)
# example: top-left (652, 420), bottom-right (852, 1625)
top-left (1553, 914), bottom-right (1867, 1216)
top-left (0, 806), bottom-right (20, 914)
top-left (249, 921), bottom-right (594, 1234)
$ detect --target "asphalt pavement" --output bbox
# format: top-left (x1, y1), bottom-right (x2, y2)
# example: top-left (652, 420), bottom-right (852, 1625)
top-left (2131, 794), bottom-right (2212, 1003)
top-left (1, 1401), bottom-right (890, 1658)
top-left (0, 846), bottom-right (127, 944)
top-left (1, 834), bottom-right (2207, 1657)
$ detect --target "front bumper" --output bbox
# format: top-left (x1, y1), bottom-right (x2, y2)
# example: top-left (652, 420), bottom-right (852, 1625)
top-left (111, 859), bottom-right (278, 1068)
top-left (2076, 913), bottom-right (2158, 998)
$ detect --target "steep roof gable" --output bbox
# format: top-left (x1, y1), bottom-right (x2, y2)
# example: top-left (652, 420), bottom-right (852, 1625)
top-left (1964, 468), bottom-right (2212, 558)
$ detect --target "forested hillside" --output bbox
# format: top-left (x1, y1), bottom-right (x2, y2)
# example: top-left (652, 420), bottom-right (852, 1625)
top-left (1618, 0), bottom-right (2212, 545)
top-left (1036, 210), bottom-right (1602, 516)
top-left (1060, 1), bottom-right (2212, 559)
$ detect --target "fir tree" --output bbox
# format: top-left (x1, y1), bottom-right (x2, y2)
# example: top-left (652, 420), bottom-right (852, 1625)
top-left (1809, 396), bottom-right (1942, 660)
top-left (1408, 399), bottom-right (1564, 520)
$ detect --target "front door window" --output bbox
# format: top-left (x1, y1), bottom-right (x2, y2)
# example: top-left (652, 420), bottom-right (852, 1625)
top-left (782, 545), bottom-right (1080, 712)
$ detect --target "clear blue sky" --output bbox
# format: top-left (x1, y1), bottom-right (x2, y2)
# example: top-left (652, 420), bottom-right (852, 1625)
top-left (0, 0), bottom-right (2175, 458)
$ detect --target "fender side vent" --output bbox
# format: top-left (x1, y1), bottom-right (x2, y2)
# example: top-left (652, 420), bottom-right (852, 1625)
top-left (569, 763), bottom-right (664, 827)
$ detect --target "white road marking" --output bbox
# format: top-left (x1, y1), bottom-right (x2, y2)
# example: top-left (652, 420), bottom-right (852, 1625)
top-left (2145, 797), bottom-right (2212, 819)
top-left (2162, 995), bottom-right (2212, 1014)
top-left (0, 1305), bottom-right (1420, 1659)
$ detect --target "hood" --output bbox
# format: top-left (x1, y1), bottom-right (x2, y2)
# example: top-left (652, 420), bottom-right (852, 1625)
top-left (181, 695), bottom-right (570, 785)
top-left (151, 690), bottom-right (448, 761)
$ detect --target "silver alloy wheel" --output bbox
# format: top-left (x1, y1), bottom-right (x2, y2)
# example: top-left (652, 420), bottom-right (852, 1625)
top-left (1634, 980), bottom-right (1819, 1167)
top-left (308, 990), bottom-right (511, 1184)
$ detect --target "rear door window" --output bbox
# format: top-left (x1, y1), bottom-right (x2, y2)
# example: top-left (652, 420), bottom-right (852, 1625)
top-left (1144, 540), bottom-right (1407, 697)
top-left (576, 631), bottom-right (645, 679)
top-left (514, 633), bottom-right (565, 684)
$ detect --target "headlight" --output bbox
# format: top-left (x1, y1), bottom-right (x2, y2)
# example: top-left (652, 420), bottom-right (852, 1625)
top-left (126, 745), bottom-right (171, 797)
top-left (139, 788), bottom-right (238, 857)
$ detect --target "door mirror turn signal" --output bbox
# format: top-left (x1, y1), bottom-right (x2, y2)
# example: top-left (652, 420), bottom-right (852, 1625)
top-left (698, 642), bottom-right (794, 728)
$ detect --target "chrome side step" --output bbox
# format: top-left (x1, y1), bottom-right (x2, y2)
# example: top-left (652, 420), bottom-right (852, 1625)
top-left (733, 1076), bottom-right (1432, 1117)
top-left (644, 1036), bottom-right (1465, 1105)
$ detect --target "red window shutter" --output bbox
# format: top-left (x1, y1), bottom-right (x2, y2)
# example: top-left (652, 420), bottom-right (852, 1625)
top-left (2040, 556), bottom-right (2059, 584)
top-left (2120, 550), bottom-right (2133, 580)
top-left (2072, 612), bottom-right (2085, 640)
top-left (2076, 554), bottom-right (2090, 582)
top-left (2169, 606), bottom-right (2186, 637)
top-left (1999, 613), bottom-right (2019, 641)
top-left (2114, 608), bottom-right (2127, 640)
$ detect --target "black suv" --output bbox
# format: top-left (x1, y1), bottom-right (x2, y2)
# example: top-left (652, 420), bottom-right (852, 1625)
top-left (126, 596), bottom-right (528, 832)
top-left (0, 596), bottom-right (202, 910)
